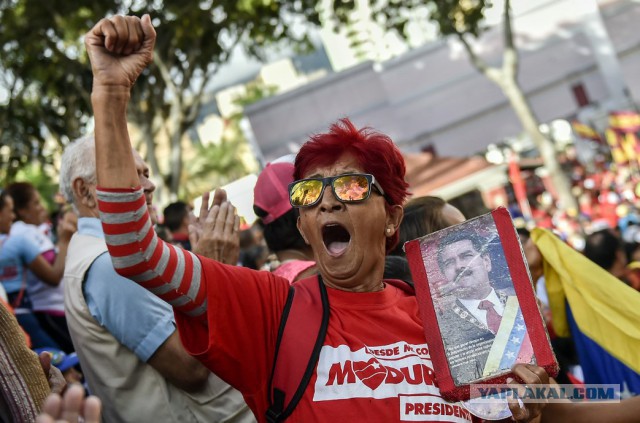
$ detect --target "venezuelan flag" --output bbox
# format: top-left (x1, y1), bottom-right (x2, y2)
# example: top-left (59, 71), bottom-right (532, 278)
top-left (531, 228), bottom-right (640, 396)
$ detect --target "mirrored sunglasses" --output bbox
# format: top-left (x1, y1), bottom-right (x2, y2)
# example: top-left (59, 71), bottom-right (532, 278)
top-left (288, 173), bottom-right (386, 208)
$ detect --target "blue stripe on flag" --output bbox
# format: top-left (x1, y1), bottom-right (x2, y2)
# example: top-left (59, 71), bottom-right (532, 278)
top-left (498, 308), bottom-right (527, 371)
top-left (567, 306), bottom-right (640, 396)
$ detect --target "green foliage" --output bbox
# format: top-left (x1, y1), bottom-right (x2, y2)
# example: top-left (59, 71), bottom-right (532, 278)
top-left (0, 0), bottom-right (113, 181)
top-left (234, 81), bottom-right (278, 108)
top-left (0, 0), bottom-right (490, 200)
top-left (12, 163), bottom-right (60, 213)
top-left (331, 0), bottom-right (488, 39)
top-left (180, 118), bottom-right (258, 202)
top-left (0, 0), bottom-right (324, 197)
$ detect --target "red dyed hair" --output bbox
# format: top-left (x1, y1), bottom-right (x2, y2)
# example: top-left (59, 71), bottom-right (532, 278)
top-left (294, 118), bottom-right (410, 252)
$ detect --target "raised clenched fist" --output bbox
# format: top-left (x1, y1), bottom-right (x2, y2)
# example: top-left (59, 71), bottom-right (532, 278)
top-left (85, 14), bottom-right (156, 89)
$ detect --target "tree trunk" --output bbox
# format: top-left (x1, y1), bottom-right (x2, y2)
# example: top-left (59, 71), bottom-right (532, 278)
top-left (500, 77), bottom-right (578, 212)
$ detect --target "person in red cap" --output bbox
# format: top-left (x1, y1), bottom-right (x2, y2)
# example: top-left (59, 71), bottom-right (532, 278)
top-left (253, 155), bottom-right (316, 283)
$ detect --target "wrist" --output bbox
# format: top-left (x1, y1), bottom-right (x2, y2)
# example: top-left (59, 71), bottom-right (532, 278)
top-left (91, 85), bottom-right (131, 104)
top-left (91, 87), bottom-right (130, 119)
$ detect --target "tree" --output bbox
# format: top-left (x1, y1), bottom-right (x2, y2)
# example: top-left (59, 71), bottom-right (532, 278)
top-left (0, 0), bottom-right (322, 201)
top-left (1, 0), bottom-right (577, 210)
top-left (331, 0), bottom-right (578, 212)
top-left (0, 1), bottom-right (107, 183)
top-left (179, 117), bottom-right (258, 202)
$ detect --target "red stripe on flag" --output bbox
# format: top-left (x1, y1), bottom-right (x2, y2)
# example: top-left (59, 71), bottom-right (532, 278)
top-left (517, 333), bottom-right (534, 364)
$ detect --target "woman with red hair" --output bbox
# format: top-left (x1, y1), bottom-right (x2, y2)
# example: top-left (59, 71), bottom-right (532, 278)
top-left (80, 14), bottom-right (640, 423)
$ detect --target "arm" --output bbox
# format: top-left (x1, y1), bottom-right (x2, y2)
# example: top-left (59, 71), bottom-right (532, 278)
top-left (84, 253), bottom-right (209, 392)
top-left (95, 174), bottom-right (240, 319)
top-left (87, 16), bottom-right (207, 317)
top-left (146, 331), bottom-right (210, 393)
top-left (26, 218), bottom-right (75, 286)
top-left (507, 367), bottom-right (640, 423)
top-left (87, 15), bottom-right (154, 192)
top-left (85, 19), bottom-right (286, 395)
top-left (541, 397), bottom-right (640, 423)
top-left (96, 188), bottom-right (207, 316)
top-left (27, 242), bottom-right (69, 286)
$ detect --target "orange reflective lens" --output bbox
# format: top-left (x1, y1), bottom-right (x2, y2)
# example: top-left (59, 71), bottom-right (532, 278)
top-left (333, 174), bottom-right (370, 201)
top-left (289, 174), bottom-right (380, 208)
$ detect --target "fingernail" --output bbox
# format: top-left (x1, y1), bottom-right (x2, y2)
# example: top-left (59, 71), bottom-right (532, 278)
top-left (506, 377), bottom-right (514, 384)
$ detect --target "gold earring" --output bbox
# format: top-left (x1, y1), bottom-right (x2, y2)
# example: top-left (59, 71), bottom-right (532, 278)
top-left (386, 228), bottom-right (392, 234)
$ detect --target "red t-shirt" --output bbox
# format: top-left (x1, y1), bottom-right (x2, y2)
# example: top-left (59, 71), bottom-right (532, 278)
top-left (175, 260), bottom-right (473, 423)
top-left (95, 187), bottom-right (476, 422)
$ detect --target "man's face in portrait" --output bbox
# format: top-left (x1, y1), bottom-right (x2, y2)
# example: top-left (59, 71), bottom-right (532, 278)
top-left (439, 239), bottom-right (492, 299)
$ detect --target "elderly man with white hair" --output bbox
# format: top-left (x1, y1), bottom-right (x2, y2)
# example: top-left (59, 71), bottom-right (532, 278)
top-left (59, 136), bottom-right (254, 423)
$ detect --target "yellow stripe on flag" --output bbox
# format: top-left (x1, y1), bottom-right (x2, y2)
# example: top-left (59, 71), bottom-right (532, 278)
top-left (483, 296), bottom-right (520, 377)
top-left (531, 228), bottom-right (640, 373)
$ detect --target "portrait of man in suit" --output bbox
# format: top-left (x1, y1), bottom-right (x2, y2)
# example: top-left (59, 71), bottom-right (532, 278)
top-left (423, 215), bottom-right (534, 386)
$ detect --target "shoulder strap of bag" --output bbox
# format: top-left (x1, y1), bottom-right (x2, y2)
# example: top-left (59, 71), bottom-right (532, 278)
top-left (385, 278), bottom-right (415, 295)
top-left (265, 276), bottom-right (414, 422)
top-left (265, 275), bottom-right (329, 423)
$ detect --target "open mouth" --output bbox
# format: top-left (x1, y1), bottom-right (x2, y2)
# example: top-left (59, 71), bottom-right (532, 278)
top-left (322, 223), bottom-right (351, 256)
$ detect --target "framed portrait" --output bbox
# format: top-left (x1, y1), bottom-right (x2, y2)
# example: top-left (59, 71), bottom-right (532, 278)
top-left (405, 207), bottom-right (558, 402)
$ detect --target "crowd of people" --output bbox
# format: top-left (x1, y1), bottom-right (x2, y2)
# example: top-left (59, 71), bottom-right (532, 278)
top-left (1, 13), bottom-right (640, 423)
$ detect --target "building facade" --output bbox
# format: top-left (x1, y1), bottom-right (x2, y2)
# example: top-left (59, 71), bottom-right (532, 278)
top-left (245, 0), bottom-right (640, 163)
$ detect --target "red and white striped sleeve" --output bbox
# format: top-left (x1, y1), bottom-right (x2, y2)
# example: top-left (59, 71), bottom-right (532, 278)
top-left (96, 187), bottom-right (207, 317)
